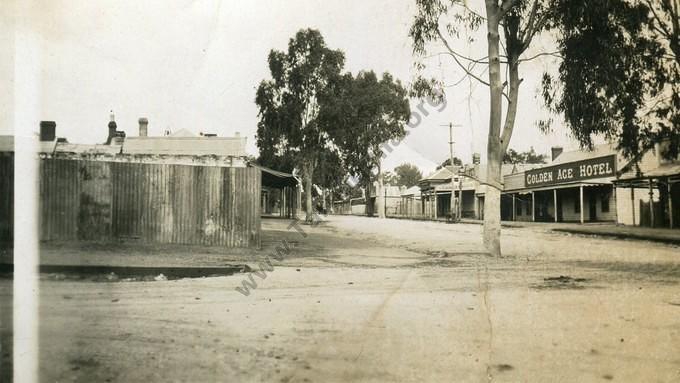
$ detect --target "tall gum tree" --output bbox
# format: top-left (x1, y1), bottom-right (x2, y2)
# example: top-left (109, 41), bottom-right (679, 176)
top-left (410, 0), bottom-right (554, 256)
top-left (325, 71), bottom-right (411, 218)
top-left (255, 29), bottom-right (345, 222)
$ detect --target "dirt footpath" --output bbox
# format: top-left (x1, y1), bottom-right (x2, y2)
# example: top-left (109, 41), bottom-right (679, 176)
top-left (2, 216), bottom-right (680, 382)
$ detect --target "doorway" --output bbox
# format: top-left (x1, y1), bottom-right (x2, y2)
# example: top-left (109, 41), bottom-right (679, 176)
top-left (588, 191), bottom-right (597, 221)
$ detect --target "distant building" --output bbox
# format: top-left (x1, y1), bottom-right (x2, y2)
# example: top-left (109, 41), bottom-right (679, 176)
top-left (0, 118), bottom-right (299, 248)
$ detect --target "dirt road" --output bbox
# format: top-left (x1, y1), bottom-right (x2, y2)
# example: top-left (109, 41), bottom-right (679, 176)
top-left (2, 216), bottom-right (679, 382)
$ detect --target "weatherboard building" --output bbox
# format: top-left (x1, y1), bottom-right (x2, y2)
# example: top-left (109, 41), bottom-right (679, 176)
top-left (501, 142), bottom-right (679, 229)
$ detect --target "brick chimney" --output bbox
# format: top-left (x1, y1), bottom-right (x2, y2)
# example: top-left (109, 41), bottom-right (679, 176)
top-left (107, 111), bottom-right (117, 144)
top-left (138, 117), bottom-right (148, 137)
top-left (551, 146), bottom-right (563, 161)
top-left (40, 121), bottom-right (56, 142)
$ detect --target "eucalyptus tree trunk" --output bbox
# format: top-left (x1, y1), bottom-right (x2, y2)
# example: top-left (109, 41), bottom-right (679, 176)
top-left (303, 162), bottom-right (315, 222)
top-left (365, 178), bottom-right (374, 217)
top-left (376, 165), bottom-right (385, 219)
top-left (483, 1), bottom-right (504, 257)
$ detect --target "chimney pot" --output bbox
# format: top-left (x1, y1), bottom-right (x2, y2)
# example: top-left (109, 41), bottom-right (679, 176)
top-left (551, 146), bottom-right (563, 161)
top-left (138, 117), bottom-right (148, 137)
top-left (40, 121), bottom-right (56, 142)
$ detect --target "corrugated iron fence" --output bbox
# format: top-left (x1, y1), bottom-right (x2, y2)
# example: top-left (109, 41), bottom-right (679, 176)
top-left (39, 159), bottom-right (261, 247)
top-left (0, 153), bottom-right (13, 246)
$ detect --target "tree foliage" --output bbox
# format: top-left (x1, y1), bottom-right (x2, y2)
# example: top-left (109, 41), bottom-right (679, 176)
top-left (543, 0), bottom-right (679, 160)
top-left (393, 163), bottom-right (424, 187)
top-left (503, 147), bottom-right (547, 164)
top-left (255, 29), bottom-right (345, 220)
top-left (328, 70), bottom-right (411, 215)
top-left (436, 157), bottom-right (463, 170)
top-left (331, 71), bottom-right (411, 180)
top-left (313, 149), bottom-right (346, 190)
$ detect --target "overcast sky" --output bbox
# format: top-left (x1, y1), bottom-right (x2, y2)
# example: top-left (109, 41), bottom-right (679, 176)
top-left (2, 0), bottom-right (585, 174)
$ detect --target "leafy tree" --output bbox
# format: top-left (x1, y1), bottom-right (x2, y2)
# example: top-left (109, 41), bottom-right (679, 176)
top-left (411, 0), bottom-right (554, 256)
top-left (382, 170), bottom-right (399, 186)
top-left (394, 163), bottom-right (424, 187)
top-left (314, 149), bottom-right (347, 212)
top-left (329, 71), bottom-right (411, 217)
top-left (503, 147), bottom-right (547, 164)
top-left (543, 0), bottom-right (679, 160)
top-left (255, 29), bottom-right (345, 222)
top-left (436, 157), bottom-right (463, 170)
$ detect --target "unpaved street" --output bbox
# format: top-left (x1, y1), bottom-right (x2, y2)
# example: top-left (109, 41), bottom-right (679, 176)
top-left (2, 216), bottom-right (680, 382)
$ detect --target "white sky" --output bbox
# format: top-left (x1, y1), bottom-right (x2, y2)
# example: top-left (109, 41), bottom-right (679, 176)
top-left (2, 0), bottom-right (586, 175)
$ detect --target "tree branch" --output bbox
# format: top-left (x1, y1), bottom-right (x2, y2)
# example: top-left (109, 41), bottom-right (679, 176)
top-left (521, 9), bottom-right (551, 51)
top-left (518, 51), bottom-right (562, 63)
top-left (451, 1), bottom-right (488, 22)
top-left (519, 0), bottom-right (540, 44)
top-left (437, 28), bottom-right (493, 87)
top-left (425, 51), bottom-right (491, 64)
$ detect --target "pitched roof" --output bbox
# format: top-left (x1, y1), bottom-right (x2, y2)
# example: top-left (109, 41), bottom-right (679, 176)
top-left (550, 143), bottom-right (617, 165)
top-left (251, 164), bottom-right (299, 188)
top-left (422, 165), bottom-right (461, 182)
top-left (473, 163), bottom-right (521, 183)
top-left (122, 136), bottom-right (246, 157)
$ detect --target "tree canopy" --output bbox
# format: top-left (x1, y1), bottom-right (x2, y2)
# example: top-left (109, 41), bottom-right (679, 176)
top-left (255, 28), bottom-right (345, 221)
top-left (543, 0), bottom-right (679, 160)
top-left (393, 163), bottom-right (424, 187)
top-left (329, 70), bottom-right (411, 215)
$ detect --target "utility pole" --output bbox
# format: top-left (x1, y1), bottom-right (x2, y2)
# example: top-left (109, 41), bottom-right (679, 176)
top-left (441, 123), bottom-right (463, 221)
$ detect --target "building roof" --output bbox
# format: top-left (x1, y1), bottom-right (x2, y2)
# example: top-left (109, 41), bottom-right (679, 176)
top-left (252, 164), bottom-right (299, 188)
top-left (0, 135), bottom-right (58, 153)
top-left (401, 185), bottom-right (421, 196)
top-left (421, 165), bottom-right (461, 182)
top-left (122, 136), bottom-right (247, 157)
top-left (472, 163), bottom-right (525, 183)
top-left (169, 128), bottom-right (197, 137)
top-left (55, 142), bottom-right (122, 155)
top-left (618, 162), bottom-right (680, 181)
top-left (550, 143), bottom-right (617, 166)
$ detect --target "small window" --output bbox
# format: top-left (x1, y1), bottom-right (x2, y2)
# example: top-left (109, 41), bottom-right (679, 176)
top-left (601, 193), bottom-right (610, 213)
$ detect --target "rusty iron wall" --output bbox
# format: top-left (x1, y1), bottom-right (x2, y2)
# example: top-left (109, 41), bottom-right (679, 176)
top-left (0, 153), bottom-right (13, 246)
top-left (39, 158), bottom-right (261, 247)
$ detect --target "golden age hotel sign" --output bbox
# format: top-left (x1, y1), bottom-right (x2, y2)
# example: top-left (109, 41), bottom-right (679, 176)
top-left (525, 155), bottom-right (617, 187)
